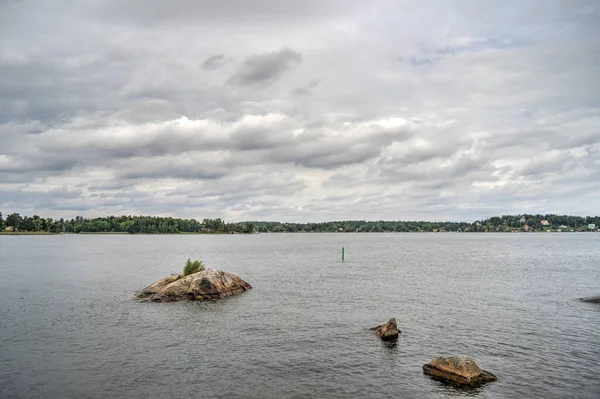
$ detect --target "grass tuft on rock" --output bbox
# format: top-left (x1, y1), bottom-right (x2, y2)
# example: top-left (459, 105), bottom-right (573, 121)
top-left (183, 259), bottom-right (205, 276)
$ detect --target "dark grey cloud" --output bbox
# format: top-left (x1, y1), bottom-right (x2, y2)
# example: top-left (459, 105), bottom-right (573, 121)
top-left (227, 48), bottom-right (302, 86)
top-left (116, 156), bottom-right (230, 180)
top-left (0, 186), bottom-right (85, 211)
top-left (85, 0), bottom-right (360, 25)
top-left (373, 152), bottom-right (494, 187)
top-left (201, 54), bottom-right (226, 70)
top-left (292, 79), bottom-right (320, 96)
top-left (87, 180), bottom-right (135, 192)
top-left (166, 172), bottom-right (307, 202)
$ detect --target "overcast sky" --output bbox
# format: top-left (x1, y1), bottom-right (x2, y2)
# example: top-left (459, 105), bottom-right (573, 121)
top-left (0, 0), bottom-right (599, 222)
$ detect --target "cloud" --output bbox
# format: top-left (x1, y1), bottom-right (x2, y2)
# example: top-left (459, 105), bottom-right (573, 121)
top-left (292, 79), bottom-right (320, 96)
top-left (226, 48), bottom-right (302, 86)
top-left (84, 0), bottom-right (360, 25)
top-left (0, 113), bottom-right (419, 181)
top-left (0, 186), bottom-right (86, 211)
top-left (1, 0), bottom-right (599, 221)
top-left (201, 54), bottom-right (226, 70)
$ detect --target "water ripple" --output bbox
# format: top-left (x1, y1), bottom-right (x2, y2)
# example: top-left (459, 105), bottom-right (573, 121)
top-left (1, 233), bottom-right (599, 398)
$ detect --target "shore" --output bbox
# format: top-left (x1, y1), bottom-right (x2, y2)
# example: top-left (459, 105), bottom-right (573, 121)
top-left (1, 230), bottom-right (597, 235)
top-left (0, 231), bottom-right (60, 235)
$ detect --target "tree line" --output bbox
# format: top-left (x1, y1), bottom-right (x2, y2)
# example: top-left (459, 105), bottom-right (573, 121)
top-left (0, 214), bottom-right (255, 234)
top-left (0, 212), bottom-right (598, 234)
top-left (248, 214), bottom-right (599, 233)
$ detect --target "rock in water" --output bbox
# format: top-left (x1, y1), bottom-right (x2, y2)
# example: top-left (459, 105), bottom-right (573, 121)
top-left (138, 274), bottom-right (182, 296)
top-left (137, 269), bottom-right (252, 302)
top-left (371, 318), bottom-right (400, 340)
top-left (423, 356), bottom-right (497, 386)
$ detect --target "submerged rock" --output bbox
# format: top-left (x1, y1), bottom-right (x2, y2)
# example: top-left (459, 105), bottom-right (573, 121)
top-left (579, 295), bottom-right (600, 303)
top-left (423, 356), bottom-right (497, 386)
top-left (371, 318), bottom-right (400, 340)
top-left (137, 269), bottom-right (252, 302)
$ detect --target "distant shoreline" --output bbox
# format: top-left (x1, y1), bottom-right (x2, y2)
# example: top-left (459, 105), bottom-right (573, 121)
top-left (1, 231), bottom-right (598, 236)
top-left (1, 213), bottom-right (598, 234)
top-left (0, 231), bottom-right (60, 235)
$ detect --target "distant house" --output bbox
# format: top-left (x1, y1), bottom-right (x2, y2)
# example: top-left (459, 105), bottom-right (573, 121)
top-left (540, 220), bottom-right (549, 226)
top-left (524, 224), bottom-right (530, 231)
top-left (338, 227), bottom-right (344, 232)
top-left (4, 226), bottom-right (14, 232)
top-left (589, 223), bottom-right (596, 230)
top-left (559, 225), bottom-right (568, 231)
top-left (520, 217), bottom-right (526, 223)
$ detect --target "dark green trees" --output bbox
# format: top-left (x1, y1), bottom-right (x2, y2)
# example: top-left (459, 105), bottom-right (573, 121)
top-left (5, 213), bottom-right (23, 230)
top-left (0, 212), bottom-right (598, 234)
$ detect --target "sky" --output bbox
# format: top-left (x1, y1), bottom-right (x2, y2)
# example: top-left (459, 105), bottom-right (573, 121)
top-left (0, 0), bottom-right (599, 222)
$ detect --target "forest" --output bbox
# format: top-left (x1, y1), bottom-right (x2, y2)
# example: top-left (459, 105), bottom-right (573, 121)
top-left (0, 212), bottom-right (598, 234)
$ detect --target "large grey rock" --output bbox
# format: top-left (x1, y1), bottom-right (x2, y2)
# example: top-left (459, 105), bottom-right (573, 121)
top-left (423, 356), bottom-right (497, 386)
top-left (138, 274), bottom-right (181, 296)
top-left (137, 269), bottom-right (252, 302)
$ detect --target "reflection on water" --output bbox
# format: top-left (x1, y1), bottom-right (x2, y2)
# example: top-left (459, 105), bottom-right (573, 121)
top-left (433, 381), bottom-right (484, 398)
top-left (381, 338), bottom-right (399, 351)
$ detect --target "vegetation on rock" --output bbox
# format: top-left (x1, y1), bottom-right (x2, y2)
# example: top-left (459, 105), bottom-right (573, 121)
top-left (183, 259), bottom-right (205, 276)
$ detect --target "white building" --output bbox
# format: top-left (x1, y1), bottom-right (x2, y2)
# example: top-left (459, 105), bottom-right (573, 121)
top-left (588, 223), bottom-right (596, 230)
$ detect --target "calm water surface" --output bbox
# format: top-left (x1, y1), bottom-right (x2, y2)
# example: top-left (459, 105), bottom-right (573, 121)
top-left (1, 233), bottom-right (599, 398)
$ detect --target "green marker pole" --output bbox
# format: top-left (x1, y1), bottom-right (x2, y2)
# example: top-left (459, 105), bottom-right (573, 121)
top-left (342, 247), bottom-right (345, 261)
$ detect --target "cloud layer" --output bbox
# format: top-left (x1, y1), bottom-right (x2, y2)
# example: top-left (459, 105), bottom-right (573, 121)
top-left (1, 0), bottom-right (599, 221)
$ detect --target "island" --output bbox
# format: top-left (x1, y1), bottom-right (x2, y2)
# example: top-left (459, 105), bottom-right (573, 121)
top-left (137, 259), bottom-right (252, 302)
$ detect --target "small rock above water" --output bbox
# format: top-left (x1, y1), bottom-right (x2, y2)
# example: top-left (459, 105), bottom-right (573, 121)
top-left (371, 318), bottom-right (400, 340)
top-left (423, 356), bottom-right (497, 387)
top-left (137, 269), bottom-right (252, 302)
